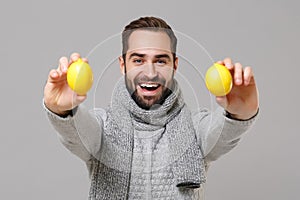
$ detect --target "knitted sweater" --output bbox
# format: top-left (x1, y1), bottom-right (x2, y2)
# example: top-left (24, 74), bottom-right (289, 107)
top-left (45, 81), bottom-right (257, 199)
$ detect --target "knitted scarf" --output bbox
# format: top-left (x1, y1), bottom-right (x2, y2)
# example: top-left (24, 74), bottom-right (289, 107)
top-left (89, 77), bottom-right (206, 199)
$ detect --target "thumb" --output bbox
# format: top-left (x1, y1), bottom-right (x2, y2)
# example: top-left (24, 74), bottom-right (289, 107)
top-left (72, 93), bottom-right (87, 107)
top-left (76, 95), bottom-right (87, 103)
top-left (216, 96), bottom-right (228, 109)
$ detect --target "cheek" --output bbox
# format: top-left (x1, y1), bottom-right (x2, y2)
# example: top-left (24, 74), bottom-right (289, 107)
top-left (126, 68), bottom-right (142, 85)
top-left (159, 68), bottom-right (174, 80)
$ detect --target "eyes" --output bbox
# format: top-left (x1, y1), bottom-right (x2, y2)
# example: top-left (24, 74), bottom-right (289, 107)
top-left (156, 59), bottom-right (167, 65)
top-left (132, 58), bottom-right (168, 66)
top-left (133, 59), bottom-right (143, 64)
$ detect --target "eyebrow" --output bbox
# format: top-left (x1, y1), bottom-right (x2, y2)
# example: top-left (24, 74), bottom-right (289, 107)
top-left (128, 53), bottom-right (146, 59)
top-left (154, 54), bottom-right (171, 60)
top-left (128, 53), bottom-right (171, 61)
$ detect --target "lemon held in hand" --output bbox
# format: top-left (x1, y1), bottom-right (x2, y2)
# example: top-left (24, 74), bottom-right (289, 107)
top-left (67, 58), bottom-right (93, 95)
top-left (205, 63), bottom-right (232, 96)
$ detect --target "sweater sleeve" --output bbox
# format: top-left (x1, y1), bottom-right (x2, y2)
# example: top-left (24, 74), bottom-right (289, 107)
top-left (44, 102), bottom-right (105, 162)
top-left (192, 106), bottom-right (258, 164)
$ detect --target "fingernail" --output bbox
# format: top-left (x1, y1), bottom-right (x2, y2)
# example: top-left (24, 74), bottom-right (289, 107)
top-left (52, 71), bottom-right (57, 77)
top-left (225, 63), bottom-right (232, 68)
top-left (236, 78), bottom-right (241, 84)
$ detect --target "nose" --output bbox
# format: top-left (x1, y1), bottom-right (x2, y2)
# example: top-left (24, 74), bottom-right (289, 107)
top-left (144, 63), bottom-right (158, 79)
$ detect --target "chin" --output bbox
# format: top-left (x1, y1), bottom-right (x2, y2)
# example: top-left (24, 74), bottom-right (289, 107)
top-left (132, 88), bottom-right (172, 110)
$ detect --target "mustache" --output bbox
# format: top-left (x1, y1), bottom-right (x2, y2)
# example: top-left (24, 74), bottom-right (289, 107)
top-left (134, 75), bottom-right (166, 85)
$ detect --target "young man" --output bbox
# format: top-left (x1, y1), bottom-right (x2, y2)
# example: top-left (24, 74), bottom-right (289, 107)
top-left (44, 16), bottom-right (259, 199)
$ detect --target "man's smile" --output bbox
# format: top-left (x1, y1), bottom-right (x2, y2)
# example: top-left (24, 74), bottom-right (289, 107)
top-left (137, 82), bottom-right (162, 96)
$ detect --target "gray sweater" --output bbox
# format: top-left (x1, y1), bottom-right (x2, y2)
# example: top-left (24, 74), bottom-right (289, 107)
top-left (45, 76), bottom-right (257, 200)
top-left (46, 104), bottom-right (256, 199)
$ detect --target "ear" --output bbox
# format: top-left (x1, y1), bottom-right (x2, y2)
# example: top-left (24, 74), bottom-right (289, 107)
top-left (173, 57), bottom-right (178, 72)
top-left (119, 56), bottom-right (125, 75)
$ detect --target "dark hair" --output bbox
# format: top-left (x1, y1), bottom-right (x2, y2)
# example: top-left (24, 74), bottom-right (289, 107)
top-left (122, 16), bottom-right (177, 61)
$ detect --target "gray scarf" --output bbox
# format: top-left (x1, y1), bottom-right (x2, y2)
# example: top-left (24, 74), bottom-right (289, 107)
top-left (89, 78), bottom-right (206, 199)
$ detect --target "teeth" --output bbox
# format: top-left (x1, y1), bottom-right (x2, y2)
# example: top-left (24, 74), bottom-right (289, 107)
top-left (140, 83), bottom-right (159, 88)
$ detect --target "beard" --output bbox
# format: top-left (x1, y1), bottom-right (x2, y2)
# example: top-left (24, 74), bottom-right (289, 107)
top-left (131, 86), bottom-right (173, 110)
top-left (125, 73), bottom-right (174, 110)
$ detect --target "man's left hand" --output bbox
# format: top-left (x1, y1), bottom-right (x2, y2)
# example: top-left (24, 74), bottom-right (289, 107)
top-left (216, 58), bottom-right (259, 120)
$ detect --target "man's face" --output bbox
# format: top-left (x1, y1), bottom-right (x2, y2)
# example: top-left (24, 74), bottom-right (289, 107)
top-left (119, 30), bottom-right (178, 110)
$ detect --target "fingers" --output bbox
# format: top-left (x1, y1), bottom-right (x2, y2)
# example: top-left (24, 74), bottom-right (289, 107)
top-left (217, 57), bottom-right (234, 70)
top-left (47, 56), bottom-right (69, 83)
top-left (47, 52), bottom-right (89, 85)
top-left (48, 53), bottom-right (83, 81)
top-left (47, 69), bottom-right (59, 83)
top-left (82, 57), bottom-right (89, 63)
top-left (217, 58), bottom-right (254, 86)
top-left (70, 52), bottom-right (81, 64)
top-left (232, 63), bottom-right (255, 86)
top-left (233, 62), bottom-right (243, 85)
top-left (58, 56), bottom-right (69, 73)
top-left (69, 52), bottom-right (89, 65)
top-left (59, 53), bottom-right (82, 74)
top-left (243, 66), bottom-right (254, 86)
top-left (223, 58), bottom-right (234, 70)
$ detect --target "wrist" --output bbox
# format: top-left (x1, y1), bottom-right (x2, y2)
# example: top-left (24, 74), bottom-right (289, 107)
top-left (44, 101), bottom-right (72, 117)
top-left (225, 108), bottom-right (259, 121)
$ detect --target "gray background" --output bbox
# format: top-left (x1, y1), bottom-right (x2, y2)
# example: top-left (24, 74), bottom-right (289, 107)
top-left (1, 0), bottom-right (299, 199)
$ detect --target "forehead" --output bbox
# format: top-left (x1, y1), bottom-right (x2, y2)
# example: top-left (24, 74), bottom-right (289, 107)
top-left (127, 30), bottom-right (172, 53)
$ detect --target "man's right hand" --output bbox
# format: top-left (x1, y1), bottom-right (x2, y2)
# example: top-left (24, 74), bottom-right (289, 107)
top-left (44, 53), bottom-right (87, 116)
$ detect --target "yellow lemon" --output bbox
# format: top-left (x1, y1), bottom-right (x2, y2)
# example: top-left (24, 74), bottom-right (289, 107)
top-left (205, 63), bottom-right (232, 96)
top-left (67, 58), bottom-right (93, 95)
